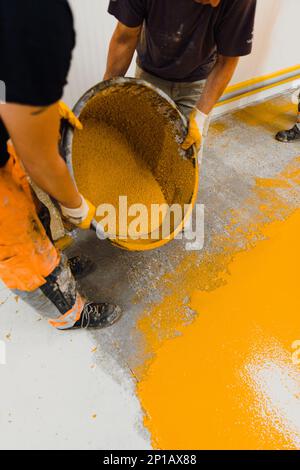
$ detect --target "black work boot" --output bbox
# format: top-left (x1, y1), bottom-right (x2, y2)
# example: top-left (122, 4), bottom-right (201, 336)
top-left (275, 124), bottom-right (300, 142)
top-left (68, 255), bottom-right (95, 280)
top-left (71, 302), bottom-right (122, 329)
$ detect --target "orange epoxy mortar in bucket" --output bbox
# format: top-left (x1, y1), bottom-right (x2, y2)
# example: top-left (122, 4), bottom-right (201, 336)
top-left (60, 78), bottom-right (198, 251)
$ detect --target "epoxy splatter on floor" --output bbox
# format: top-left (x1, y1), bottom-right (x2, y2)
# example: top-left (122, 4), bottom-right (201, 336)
top-left (135, 174), bottom-right (300, 449)
top-left (69, 92), bottom-right (300, 450)
top-left (133, 96), bottom-right (300, 450)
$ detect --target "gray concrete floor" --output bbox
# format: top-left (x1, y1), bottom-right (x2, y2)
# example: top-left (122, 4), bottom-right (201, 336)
top-left (1, 91), bottom-right (300, 449)
top-left (67, 91), bottom-right (300, 379)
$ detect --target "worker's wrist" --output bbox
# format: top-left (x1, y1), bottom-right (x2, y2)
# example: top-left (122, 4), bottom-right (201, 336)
top-left (103, 72), bottom-right (111, 81)
top-left (60, 195), bottom-right (89, 219)
top-left (58, 193), bottom-right (82, 210)
top-left (195, 109), bottom-right (208, 134)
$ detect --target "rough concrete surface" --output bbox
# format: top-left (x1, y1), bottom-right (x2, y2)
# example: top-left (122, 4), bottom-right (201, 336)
top-left (0, 92), bottom-right (299, 449)
top-left (70, 92), bottom-right (300, 376)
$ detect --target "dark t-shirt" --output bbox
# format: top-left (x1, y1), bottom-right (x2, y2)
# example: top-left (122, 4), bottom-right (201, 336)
top-left (108, 0), bottom-right (257, 82)
top-left (0, 0), bottom-right (75, 166)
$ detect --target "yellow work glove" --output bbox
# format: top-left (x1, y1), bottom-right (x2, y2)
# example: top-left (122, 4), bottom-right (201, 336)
top-left (60, 195), bottom-right (96, 230)
top-left (58, 101), bottom-right (83, 130)
top-left (182, 109), bottom-right (208, 152)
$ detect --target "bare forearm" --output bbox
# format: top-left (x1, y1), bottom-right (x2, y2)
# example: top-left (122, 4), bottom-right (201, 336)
top-left (104, 23), bottom-right (141, 80)
top-left (0, 103), bottom-right (81, 209)
top-left (104, 42), bottom-right (135, 80)
top-left (197, 55), bottom-right (239, 115)
top-left (23, 154), bottom-right (81, 208)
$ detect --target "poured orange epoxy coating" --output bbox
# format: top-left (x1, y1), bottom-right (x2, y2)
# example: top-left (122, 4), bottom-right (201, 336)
top-left (137, 209), bottom-right (300, 449)
top-left (135, 153), bottom-right (300, 449)
top-left (233, 100), bottom-right (297, 131)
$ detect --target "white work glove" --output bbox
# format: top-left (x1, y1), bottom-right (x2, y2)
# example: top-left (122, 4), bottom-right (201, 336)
top-left (60, 195), bottom-right (96, 230)
top-left (196, 109), bottom-right (209, 137)
top-left (182, 109), bottom-right (209, 152)
top-left (291, 89), bottom-right (300, 105)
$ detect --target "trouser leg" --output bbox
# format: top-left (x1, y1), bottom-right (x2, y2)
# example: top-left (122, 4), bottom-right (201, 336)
top-left (39, 253), bottom-right (84, 330)
top-left (0, 143), bottom-right (84, 330)
top-left (172, 80), bottom-right (206, 119)
top-left (135, 65), bottom-right (210, 164)
top-left (14, 252), bottom-right (84, 330)
top-left (135, 64), bottom-right (195, 118)
top-left (135, 64), bottom-right (174, 102)
top-left (35, 198), bottom-right (84, 329)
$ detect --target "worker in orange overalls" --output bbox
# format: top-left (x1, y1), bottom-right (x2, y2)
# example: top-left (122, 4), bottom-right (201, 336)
top-left (0, 0), bottom-right (121, 330)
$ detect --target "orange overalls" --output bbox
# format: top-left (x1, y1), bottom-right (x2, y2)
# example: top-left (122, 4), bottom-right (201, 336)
top-left (0, 142), bottom-right (84, 329)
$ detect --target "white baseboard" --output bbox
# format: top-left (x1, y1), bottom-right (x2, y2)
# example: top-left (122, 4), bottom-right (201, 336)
top-left (213, 77), bottom-right (300, 119)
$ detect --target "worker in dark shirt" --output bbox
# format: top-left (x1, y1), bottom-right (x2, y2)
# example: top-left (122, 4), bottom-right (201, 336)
top-left (104, 0), bottom-right (257, 157)
top-left (0, 0), bottom-right (121, 330)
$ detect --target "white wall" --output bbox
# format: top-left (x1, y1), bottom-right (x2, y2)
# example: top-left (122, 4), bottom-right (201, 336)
top-left (233, 0), bottom-right (300, 84)
top-left (63, 0), bottom-right (300, 106)
top-left (64, 0), bottom-right (128, 106)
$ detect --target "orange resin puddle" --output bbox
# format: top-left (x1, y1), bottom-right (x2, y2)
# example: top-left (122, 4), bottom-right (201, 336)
top-left (135, 154), bottom-right (300, 449)
top-left (137, 208), bottom-right (300, 449)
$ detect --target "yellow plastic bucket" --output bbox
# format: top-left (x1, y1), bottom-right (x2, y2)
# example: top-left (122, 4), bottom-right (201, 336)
top-left (61, 78), bottom-right (198, 251)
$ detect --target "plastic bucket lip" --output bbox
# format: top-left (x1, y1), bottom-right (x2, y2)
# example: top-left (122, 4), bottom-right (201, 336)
top-left (60, 77), bottom-right (198, 251)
